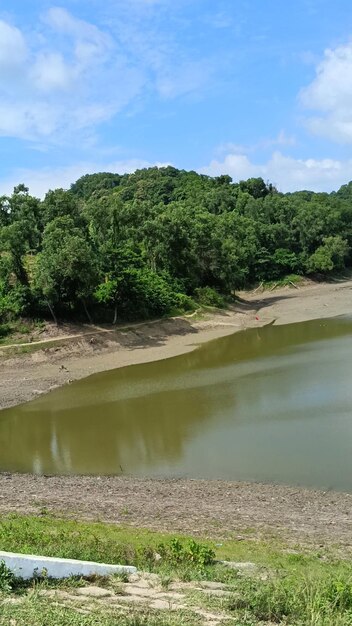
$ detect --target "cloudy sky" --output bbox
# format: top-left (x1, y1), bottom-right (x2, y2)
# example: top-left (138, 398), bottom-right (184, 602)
top-left (1, 0), bottom-right (352, 196)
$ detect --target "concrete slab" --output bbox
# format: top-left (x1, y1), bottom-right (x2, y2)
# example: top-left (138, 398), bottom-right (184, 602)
top-left (0, 550), bottom-right (136, 580)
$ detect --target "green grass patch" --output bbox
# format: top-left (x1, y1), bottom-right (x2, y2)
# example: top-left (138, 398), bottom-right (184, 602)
top-left (261, 273), bottom-right (304, 290)
top-left (0, 338), bottom-right (70, 358)
top-left (0, 514), bottom-right (336, 574)
top-left (227, 572), bottom-right (352, 625)
top-left (0, 515), bottom-right (215, 576)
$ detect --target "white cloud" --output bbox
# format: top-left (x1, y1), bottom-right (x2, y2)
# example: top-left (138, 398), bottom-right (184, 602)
top-left (157, 60), bottom-right (212, 99)
top-left (300, 40), bottom-right (352, 143)
top-left (0, 20), bottom-right (27, 71)
top-left (216, 131), bottom-right (296, 156)
top-left (0, 160), bottom-right (171, 198)
top-left (0, 4), bottom-right (213, 144)
top-left (0, 9), bottom-right (144, 143)
top-left (43, 7), bottom-right (113, 65)
top-left (31, 52), bottom-right (73, 92)
top-left (105, 0), bottom-right (215, 101)
top-left (200, 150), bottom-right (352, 192)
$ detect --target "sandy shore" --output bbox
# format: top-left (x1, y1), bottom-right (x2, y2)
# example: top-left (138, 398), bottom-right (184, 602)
top-left (1, 277), bottom-right (351, 411)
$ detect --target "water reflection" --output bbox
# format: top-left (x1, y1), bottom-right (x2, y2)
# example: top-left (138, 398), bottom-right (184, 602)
top-left (1, 316), bottom-right (352, 491)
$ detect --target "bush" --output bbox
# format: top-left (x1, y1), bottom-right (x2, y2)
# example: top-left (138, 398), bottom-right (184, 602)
top-left (95, 268), bottom-right (184, 322)
top-left (171, 293), bottom-right (196, 313)
top-left (0, 323), bottom-right (11, 339)
top-left (194, 286), bottom-right (226, 308)
top-left (157, 538), bottom-right (215, 567)
top-left (0, 284), bottom-right (31, 322)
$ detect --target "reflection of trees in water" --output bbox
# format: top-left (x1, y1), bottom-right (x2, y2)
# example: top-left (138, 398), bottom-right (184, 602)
top-left (0, 382), bottom-right (236, 475)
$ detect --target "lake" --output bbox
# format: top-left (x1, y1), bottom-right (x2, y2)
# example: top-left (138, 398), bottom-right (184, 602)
top-left (1, 316), bottom-right (352, 491)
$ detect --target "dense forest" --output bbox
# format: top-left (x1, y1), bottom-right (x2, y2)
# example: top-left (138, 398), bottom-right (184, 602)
top-left (1, 166), bottom-right (352, 326)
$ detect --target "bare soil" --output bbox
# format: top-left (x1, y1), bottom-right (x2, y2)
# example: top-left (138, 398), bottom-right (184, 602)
top-left (1, 473), bottom-right (352, 547)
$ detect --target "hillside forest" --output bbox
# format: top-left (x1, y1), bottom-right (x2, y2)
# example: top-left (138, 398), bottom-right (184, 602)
top-left (1, 166), bottom-right (352, 326)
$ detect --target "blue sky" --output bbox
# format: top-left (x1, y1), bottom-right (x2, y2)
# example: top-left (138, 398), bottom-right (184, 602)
top-left (1, 0), bottom-right (352, 196)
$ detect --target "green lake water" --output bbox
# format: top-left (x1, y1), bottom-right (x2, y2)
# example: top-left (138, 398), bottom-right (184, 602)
top-left (1, 316), bottom-right (352, 491)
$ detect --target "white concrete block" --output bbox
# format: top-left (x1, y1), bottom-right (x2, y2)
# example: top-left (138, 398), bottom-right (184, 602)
top-left (0, 550), bottom-right (136, 580)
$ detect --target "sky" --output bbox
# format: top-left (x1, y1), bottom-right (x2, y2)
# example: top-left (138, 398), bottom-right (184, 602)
top-left (1, 0), bottom-right (352, 196)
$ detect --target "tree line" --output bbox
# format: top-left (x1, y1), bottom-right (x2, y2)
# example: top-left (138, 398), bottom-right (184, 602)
top-left (1, 166), bottom-right (351, 325)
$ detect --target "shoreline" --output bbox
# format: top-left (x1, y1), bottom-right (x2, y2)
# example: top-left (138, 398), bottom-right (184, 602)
top-left (1, 277), bottom-right (352, 411)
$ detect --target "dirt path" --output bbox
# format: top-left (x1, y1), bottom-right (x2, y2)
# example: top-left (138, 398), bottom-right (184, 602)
top-left (0, 313), bottom-right (202, 350)
top-left (1, 474), bottom-right (352, 547)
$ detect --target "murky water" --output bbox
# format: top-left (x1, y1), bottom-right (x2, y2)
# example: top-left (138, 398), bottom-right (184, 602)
top-left (1, 316), bottom-right (352, 491)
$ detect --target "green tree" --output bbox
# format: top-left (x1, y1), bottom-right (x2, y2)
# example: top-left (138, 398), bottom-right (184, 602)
top-left (35, 217), bottom-right (97, 323)
top-left (307, 236), bottom-right (350, 274)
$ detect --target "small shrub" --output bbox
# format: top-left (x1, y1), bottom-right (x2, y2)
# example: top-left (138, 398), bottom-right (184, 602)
top-left (194, 287), bottom-right (226, 308)
top-left (172, 293), bottom-right (196, 313)
top-left (157, 538), bottom-right (215, 567)
top-left (0, 560), bottom-right (15, 592)
top-left (326, 578), bottom-right (352, 611)
top-left (0, 323), bottom-right (11, 339)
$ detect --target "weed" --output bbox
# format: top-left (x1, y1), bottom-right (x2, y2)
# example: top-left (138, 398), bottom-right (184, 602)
top-left (160, 574), bottom-right (172, 590)
top-left (0, 560), bottom-right (15, 592)
top-left (113, 571), bottom-right (130, 583)
top-left (157, 538), bottom-right (215, 567)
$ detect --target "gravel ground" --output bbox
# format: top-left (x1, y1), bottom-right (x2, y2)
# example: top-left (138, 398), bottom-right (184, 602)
top-left (0, 474), bottom-right (352, 547)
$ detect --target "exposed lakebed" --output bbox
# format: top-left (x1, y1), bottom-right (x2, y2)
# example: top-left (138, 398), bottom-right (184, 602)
top-left (1, 316), bottom-right (352, 491)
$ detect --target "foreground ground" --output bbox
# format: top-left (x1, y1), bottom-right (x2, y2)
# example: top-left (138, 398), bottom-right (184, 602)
top-left (1, 277), bottom-right (352, 410)
top-left (1, 513), bottom-right (352, 626)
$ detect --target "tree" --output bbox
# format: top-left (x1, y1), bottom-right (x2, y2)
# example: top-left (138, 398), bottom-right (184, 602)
top-left (1, 167), bottom-right (352, 326)
top-left (35, 217), bottom-right (97, 323)
top-left (239, 177), bottom-right (271, 199)
top-left (0, 256), bottom-right (30, 322)
top-left (307, 236), bottom-right (350, 274)
top-left (41, 188), bottom-right (82, 226)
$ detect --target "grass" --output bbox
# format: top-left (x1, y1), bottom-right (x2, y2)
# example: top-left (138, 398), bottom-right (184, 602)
top-left (0, 513), bottom-right (340, 573)
top-left (227, 573), bottom-right (352, 625)
top-left (0, 319), bottom-right (45, 346)
top-left (0, 338), bottom-right (72, 359)
top-left (0, 596), bottom-right (202, 626)
top-left (1, 514), bottom-right (352, 624)
top-left (261, 273), bottom-right (304, 290)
